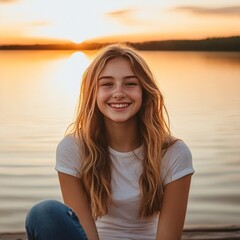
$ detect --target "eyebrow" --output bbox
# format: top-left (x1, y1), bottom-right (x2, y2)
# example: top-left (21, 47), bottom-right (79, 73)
top-left (98, 75), bottom-right (138, 81)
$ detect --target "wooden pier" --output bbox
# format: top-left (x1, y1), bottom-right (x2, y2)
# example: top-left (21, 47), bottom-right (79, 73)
top-left (0, 225), bottom-right (240, 240)
top-left (182, 225), bottom-right (240, 239)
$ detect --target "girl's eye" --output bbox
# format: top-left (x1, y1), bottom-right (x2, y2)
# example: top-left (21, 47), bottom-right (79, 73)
top-left (125, 82), bottom-right (137, 86)
top-left (101, 82), bottom-right (113, 87)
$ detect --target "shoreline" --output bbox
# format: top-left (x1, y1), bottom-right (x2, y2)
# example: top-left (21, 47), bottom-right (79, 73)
top-left (1, 225), bottom-right (240, 240)
top-left (0, 36), bottom-right (239, 52)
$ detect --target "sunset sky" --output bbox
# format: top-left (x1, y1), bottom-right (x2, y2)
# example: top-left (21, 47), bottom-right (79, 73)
top-left (0, 0), bottom-right (240, 45)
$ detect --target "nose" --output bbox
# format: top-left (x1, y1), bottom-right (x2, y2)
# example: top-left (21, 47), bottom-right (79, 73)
top-left (112, 92), bottom-right (126, 98)
top-left (112, 86), bottom-right (126, 98)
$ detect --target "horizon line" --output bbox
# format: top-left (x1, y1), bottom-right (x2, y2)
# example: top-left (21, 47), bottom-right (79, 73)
top-left (0, 36), bottom-right (239, 51)
top-left (1, 35), bottom-right (239, 45)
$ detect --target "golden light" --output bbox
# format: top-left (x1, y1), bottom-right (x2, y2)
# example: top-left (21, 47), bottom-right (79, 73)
top-left (0, 0), bottom-right (239, 44)
top-left (20, 0), bottom-right (129, 44)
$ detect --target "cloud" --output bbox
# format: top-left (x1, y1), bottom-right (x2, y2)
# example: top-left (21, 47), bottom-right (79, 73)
top-left (106, 9), bottom-right (135, 18)
top-left (105, 8), bottom-right (159, 26)
top-left (105, 8), bottom-right (143, 25)
top-left (0, 0), bottom-right (19, 3)
top-left (28, 21), bottom-right (50, 27)
top-left (173, 6), bottom-right (240, 17)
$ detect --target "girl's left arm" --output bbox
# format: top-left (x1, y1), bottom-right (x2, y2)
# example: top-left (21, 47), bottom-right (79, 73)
top-left (156, 174), bottom-right (193, 240)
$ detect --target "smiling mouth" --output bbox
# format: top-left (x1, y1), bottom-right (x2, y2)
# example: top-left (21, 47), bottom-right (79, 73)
top-left (108, 103), bottom-right (131, 109)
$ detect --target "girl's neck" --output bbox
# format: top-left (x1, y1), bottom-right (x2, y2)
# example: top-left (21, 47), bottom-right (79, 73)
top-left (105, 119), bottom-right (140, 152)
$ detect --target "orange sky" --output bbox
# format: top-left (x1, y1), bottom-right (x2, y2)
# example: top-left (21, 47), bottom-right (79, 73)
top-left (0, 0), bottom-right (240, 44)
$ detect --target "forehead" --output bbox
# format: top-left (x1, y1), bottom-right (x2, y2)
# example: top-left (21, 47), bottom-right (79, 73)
top-left (99, 57), bottom-right (134, 76)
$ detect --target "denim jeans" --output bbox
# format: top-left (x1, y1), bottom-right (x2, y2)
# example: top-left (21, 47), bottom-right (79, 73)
top-left (25, 200), bottom-right (88, 240)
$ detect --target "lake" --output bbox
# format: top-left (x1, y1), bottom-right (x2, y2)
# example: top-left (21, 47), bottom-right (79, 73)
top-left (0, 50), bottom-right (240, 231)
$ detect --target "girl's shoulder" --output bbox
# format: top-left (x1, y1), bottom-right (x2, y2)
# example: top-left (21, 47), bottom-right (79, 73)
top-left (165, 139), bottom-right (191, 155)
top-left (55, 134), bottom-right (83, 177)
top-left (57, 133), bottom-right (84, 153)
top-left (161, 140), bottom-right (194, 185)
top-left (56, 134), bottom-right (84, 165)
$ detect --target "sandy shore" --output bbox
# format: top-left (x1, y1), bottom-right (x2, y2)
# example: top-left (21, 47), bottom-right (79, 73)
top-left (1, 225), bottom-right (240, 240)
top-left (0, 232), bottom-right (25, 240)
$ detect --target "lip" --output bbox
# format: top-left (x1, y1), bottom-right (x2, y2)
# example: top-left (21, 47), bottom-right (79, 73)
top-left (107, 102), bottom-right (132, 110)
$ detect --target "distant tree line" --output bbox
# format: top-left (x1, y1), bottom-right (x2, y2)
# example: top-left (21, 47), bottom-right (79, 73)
top-left (131, 36), bottom-right (240, 51)
top-left (0, 36), bottom-right (239, 51)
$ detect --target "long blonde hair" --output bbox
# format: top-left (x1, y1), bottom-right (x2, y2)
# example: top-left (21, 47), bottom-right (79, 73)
top-left (69, 44), bottom-right (173, 219)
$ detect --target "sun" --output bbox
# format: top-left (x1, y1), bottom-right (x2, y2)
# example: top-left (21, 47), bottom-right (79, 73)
top-left (29, 23), bottom-right (89, 44)
top-left (63, 32), bottom-right (87, 44)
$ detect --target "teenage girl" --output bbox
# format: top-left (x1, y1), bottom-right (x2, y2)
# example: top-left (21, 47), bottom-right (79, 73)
top-left (26, 44), bottom-right (194, 240)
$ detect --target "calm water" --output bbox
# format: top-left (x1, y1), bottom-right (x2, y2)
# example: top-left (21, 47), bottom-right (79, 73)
top-left (0, 50), bottom-right (240, 231)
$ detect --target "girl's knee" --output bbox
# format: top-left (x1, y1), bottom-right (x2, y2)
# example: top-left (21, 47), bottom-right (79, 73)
top-left (26, 200), bottom-right (65, 224)
top-left (25, 200), bottom-right (73, 239)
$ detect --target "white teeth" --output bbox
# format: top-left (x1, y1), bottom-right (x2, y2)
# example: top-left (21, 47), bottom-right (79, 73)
top-left (109, 103), bottom-right (129, 108)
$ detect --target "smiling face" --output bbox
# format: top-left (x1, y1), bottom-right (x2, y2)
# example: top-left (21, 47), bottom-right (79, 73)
top-left (97, 57), bottom-right (142, 125)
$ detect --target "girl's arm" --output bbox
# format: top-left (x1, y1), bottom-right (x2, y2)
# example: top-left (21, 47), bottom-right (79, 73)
top-left (156, 174), bottom-right (193, 240)
top-left (58, 172), bottom-right (99, 240)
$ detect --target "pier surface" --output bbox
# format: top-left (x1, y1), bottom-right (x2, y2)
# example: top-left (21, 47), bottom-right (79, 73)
top-left (0, 225), bottom-right (240, 240)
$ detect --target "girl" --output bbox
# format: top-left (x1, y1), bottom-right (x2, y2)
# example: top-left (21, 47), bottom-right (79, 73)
top-left (26, 44), bottom-right (194, 240)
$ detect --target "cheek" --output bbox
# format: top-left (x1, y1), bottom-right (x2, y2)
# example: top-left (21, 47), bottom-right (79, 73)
top-left (135, 88), bottom-right (143, 103)
top-left (131, 90), bottom-right (143, 109)
top-left (96, 92), bottom-right (102, 108)
top-left (96, 90), bottom-right (107, 107)
top-left (137, 94), bottom-right (143, 108)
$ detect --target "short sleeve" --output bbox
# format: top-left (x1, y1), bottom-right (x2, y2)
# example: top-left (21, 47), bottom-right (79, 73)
top-left (161, 140), bottom-right (195, 186)
top-left (55, 135), bottom-right (82, 177)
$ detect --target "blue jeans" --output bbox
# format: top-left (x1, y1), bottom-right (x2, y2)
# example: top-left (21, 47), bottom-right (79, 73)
top-left (25, 200), bottom-right (88, 240)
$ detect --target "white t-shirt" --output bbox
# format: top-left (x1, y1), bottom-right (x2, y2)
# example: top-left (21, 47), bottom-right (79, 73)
top-left (55, 135), bottom-right (194, 240)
